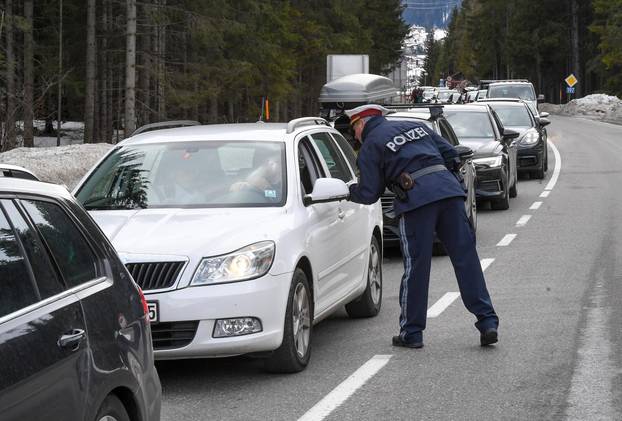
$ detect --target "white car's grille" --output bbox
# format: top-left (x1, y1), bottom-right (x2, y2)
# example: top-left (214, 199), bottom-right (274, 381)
top-left (126, 261), bottom-right (185, 290)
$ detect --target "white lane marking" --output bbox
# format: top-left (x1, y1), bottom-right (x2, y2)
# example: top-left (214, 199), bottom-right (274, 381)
top-left (480, 258), bottom-right (495, 272)
top-left (516, 215), bottom-right (532, 227)
top-left (544, 140), bottom-right (561, 191)
top-left (298, 355), bottom-right (392, 421)
top-left (427, 292), bottom-right (461, 318)
top-left (497, 234), bottom-right (517, 247)
top-left (530, 201), bottom-right (542, 210)
top-left (540, 191), bottom-right (550, 198)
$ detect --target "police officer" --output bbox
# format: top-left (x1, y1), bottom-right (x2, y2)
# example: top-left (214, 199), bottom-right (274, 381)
top-left (345, 104), bottom-right (499, 348)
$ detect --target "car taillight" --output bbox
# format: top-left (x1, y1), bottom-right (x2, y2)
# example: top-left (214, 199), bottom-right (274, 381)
top-left (138, 287), bottom-right (149, 321)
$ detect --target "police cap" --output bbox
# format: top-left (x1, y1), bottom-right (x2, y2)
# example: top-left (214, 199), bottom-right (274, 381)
top-left (345, 104), bottom-right (390, 126)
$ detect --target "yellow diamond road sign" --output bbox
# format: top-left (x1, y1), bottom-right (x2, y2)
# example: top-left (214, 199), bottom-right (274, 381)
top-left (565, 74), bottom-right (578, 88)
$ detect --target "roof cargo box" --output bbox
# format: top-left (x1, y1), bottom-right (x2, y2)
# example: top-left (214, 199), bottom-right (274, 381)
top-left (318, 73), bottom-right (397, 105)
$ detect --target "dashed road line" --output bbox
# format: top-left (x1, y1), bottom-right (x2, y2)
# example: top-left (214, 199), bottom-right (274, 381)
top-left (497, 234), bottom-right (517, 247)
top-left (298, 355), bottom-right (392, 421)
top-left (530, 201), bottom-right (542, 210)
top-left (516, 215), bottom-right (532, 227)
top-left (427, 292), bottom-right (461, 318)
top-left (540, 191), bottom-right (550, 198)
top-left (480, 258), bottom-right (495, 272)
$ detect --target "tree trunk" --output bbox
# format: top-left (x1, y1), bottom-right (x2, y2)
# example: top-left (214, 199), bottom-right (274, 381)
top-left (98, 0), bottom-right (108, 143)
top-left (3, 0), bottom-right (16, 151)
top-left (209, 95), bottom-right (218, 123)
top-left (23, 0), bottom-right (34, 147)
top-left (154, 0), bottom-right (166, 120)
top-left (139, 1), bottom-right (152, 127)
top-left (124, 0), bottom-right (137, 137)
top-left (105, 0), bottom-right (114, 142)
top-left (84, 0), bottom-right (97, 143)
top-left (570, 0), bottom-right (581, 97)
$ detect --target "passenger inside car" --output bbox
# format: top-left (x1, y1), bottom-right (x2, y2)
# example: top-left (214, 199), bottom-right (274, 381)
top-left (230, 154), bottom-right (283, 202)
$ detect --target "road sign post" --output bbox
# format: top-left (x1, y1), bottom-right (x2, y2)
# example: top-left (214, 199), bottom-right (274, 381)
top-left (564, 74), bottom-right (578, 103)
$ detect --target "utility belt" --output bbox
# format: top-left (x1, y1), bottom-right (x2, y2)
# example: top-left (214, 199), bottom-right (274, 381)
top-left (391, 164), bottom-right (448, 202)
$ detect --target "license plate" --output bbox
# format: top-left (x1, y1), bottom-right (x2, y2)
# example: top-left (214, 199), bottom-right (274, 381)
top-left (147, 301), bottom-right (159, 323)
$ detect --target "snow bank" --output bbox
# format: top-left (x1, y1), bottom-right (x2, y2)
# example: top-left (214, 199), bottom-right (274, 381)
top-left (542, 94), bottom-right (622, 123)
top-left (0, 144), bottom-right (113, 190)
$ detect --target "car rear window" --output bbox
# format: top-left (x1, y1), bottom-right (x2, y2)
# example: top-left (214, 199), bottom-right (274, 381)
top-left (445, 111), bottom-right (495, 139)
top-left (0, 206), bottom-right (39, 317)
top-left (490, 105), bottom-right (533, 128)
top-left (488, 84), bottom-right (535, 101)
top-left (21, 200), bottom-right (98, 288)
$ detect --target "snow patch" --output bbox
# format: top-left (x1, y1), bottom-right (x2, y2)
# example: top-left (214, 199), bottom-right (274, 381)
top-left (0, 144), bottom-right (113, 190)
top-left (434, 29), bottom-right (447, 41)
top-left (542, 94), bottom-right (622, 124)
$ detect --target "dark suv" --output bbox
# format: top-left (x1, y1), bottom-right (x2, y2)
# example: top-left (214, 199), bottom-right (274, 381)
top-left (0, 178), bottom-right (161, 421)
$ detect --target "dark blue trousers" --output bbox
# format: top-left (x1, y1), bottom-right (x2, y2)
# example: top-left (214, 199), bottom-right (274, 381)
top-left (398, 197), bottom-right (498, 344)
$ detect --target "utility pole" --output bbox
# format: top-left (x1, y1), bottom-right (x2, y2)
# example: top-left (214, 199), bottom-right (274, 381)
top-left (57, 0), bottom-right (63, 146)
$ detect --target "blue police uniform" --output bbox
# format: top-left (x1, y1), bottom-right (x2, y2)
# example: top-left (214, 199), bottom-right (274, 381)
top-left (349, 115), bottom-right (499, 345)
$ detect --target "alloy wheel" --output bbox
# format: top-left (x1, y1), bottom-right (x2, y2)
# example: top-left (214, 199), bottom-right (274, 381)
top-left (368, 241), bottom-right (382, 305)
top-left (292, 283), bottom-right (311, 358)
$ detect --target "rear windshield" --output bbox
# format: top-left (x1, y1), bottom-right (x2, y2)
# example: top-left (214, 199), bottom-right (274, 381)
top-left (488, 84), bottom-right (535, 101)
top-left (75, 141), bottom-right (286, 209)
top-left (445, 111), bottom-right (495, 138)
top-left (490, 105), bottom-right (533, 128)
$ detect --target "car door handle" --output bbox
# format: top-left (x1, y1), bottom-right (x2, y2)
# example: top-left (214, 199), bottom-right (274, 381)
top-left (58, 329), bottom-right (86, 351)
top-left (337, 209), bottom-right (345, 220)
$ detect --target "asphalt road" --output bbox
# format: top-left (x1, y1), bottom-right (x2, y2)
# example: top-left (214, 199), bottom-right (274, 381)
top-left (157, 115), bottom-right (622, 421)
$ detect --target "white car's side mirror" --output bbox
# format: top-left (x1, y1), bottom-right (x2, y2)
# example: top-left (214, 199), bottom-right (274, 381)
top-left (303, 178), bottom-right (349, 206)
top-left (539, 112), bottom-right (550, 118)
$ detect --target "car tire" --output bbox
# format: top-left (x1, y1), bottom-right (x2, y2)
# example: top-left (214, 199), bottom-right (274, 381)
top-left (544, 147), bottom-right (549, 172)
top-left (346, 236), bottom-right (383, 318)
top-left (265, 268), bottom-right (312, 373)
top-left (532, 165), bottom-right (545, 179)
top-left (509, 168), bottom-right (518, 198)
top-left (491, 173), bottom-right (510, 210)
top-left (95, 395), bottom-right (130, 421)
top-left (470, 201), bottom-right (478, 235)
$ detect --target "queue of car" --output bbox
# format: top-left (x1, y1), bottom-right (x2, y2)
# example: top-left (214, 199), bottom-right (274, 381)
top-left (0, 73), bottom-right (550, 419)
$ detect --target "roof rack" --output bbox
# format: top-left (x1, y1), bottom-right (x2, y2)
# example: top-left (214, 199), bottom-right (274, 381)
top-left (286, 117), bottom-right (329, 134)
top-left (386, 104), bottom-right (445, 121)
top-left (131, 120), bottom-right (201, 136)
top-left (478, 79), bottom-right (530, 89)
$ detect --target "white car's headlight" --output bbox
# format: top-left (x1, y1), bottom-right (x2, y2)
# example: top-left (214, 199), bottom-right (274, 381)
top-left (473, 156), bottom-right (503, 168)
top-left (520, 129), bottom-right (540, 145)
top-left (191, 241), bottom-right (275, 286)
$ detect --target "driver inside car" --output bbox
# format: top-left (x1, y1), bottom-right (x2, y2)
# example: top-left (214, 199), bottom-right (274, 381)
top-left (230, 157), bottom-right (282, 201)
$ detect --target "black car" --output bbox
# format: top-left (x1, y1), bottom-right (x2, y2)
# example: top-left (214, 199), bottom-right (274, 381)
top-left (479, 99), bottom-right (550, 179)
top-left (380, 106), bottom-right (478, 250)
top-left (443, 104), bottom-right (519, 210)
top-left (0, 178), bottom-right (161, 421)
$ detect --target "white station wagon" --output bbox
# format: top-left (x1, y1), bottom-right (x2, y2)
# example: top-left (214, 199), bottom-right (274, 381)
top-left (74, 118), bottom-right (383, 372)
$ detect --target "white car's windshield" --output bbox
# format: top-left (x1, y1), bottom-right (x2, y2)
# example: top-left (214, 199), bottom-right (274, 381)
top-left (488, 84), bottom-right (535, 101)
top-left (445, 111), bottom-right (495, 138)
top-left (76, 141), bottom-right (286, 209)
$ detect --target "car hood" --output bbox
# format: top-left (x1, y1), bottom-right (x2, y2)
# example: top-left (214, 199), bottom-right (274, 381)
top-left (458, 138), bottom-right (502, 158)
top-left (89, 207), bottom-right (287, 258)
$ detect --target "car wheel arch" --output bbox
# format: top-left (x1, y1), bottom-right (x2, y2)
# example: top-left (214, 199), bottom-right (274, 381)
top-left (96, 387), bottom-right (141, 421)
top-left (296, 256), bottom-right (315, 319)
top-left (372, 226), bottom-right (383, 257)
